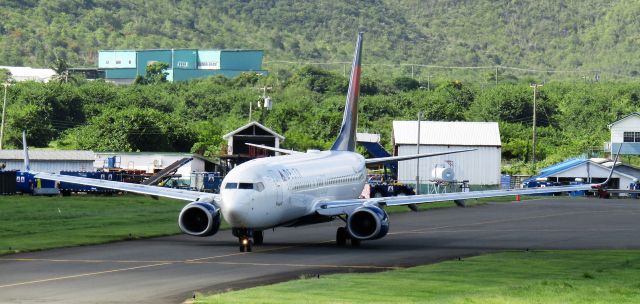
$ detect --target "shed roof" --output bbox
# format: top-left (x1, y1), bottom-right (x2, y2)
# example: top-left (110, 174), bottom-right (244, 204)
top-left (0, 66), bottom-right (57, 82)
top-left (609, 112), bottom-right (640, 128)
top-left (0, 150), bottom-right (95, 161)
top-left (523, 158), bottom-right (636, 184)
top-left (393, 121), bottom-right (501, 146)
top-left (223, 121), bottom-right (284, 140)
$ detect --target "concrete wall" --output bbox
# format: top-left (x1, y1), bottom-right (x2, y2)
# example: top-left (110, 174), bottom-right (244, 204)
top-left (396, 145), bottom-right (501, 185)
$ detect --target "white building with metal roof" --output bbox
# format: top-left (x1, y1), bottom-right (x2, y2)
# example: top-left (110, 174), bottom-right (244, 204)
top-left (0, 150), bottom-right (95, 172)
top-left (393, 121), bottom-right (502, 186)
top-left (93, 152), bottom-right (218, 176)
top-left (0, 66), bottom-right (57, 83)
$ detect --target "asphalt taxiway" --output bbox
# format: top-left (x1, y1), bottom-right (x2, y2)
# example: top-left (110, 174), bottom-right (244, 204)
top-left (1, 197), bottom-right (640, 303)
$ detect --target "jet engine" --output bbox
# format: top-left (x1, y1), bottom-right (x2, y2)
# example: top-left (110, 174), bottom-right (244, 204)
top-left (178, 201), bottom-right (221, 237)
top-left (347, 205), bottom-right (389, 240)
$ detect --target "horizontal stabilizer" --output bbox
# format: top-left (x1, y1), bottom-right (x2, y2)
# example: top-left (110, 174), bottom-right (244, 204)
top-left (245, 143), bottom-right (303, 155)
top-left (365, 148), bottom-right (476, 165)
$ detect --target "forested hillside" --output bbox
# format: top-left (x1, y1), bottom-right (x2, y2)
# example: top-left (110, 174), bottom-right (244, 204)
top-left (2, 0), bottom-right (640, 79)
top-left (1, 0), bottom-right (640, 174)
top-left (2, 68), bottom-right (638, 174)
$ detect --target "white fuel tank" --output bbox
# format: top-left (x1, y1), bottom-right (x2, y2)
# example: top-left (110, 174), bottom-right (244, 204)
top-left (431, 167), bottom-right (454, 182)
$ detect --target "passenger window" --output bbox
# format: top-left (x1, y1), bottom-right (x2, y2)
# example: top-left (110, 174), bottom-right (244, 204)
top-left (225, 183), bottom-right (238, 189)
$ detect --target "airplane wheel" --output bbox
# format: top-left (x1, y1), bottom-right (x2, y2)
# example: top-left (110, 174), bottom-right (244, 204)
top-left (246, 242), bottom-right (252, 252)
top-left (336, 227), bottom-right (347, 246)
top-left (253, 230), bottom-right (264, 245)
top-left (351, 238), bottom-right (361, 247)
top-left (239, 245), bottom-right (245, 252)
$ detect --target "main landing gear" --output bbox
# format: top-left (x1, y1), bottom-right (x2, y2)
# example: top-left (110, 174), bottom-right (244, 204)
top-left (233, 228), bottom-right (264, 252)
top-left (336, 227), bottom-right (360, 247)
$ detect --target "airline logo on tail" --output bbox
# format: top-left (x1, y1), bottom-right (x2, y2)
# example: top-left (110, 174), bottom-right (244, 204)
top-left (331, 32), bottom-right (363, 152)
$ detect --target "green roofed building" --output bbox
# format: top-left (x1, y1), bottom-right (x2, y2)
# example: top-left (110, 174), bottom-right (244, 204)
top-left (98, 49), bottom-right (266, 84)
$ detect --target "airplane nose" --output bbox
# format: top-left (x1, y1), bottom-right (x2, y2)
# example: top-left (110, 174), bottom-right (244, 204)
top-left (221, 192), bottom-right (252, 227)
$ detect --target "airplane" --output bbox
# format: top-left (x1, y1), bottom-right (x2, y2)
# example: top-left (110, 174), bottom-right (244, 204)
top-left (29, 33), bottom-right (614, 252)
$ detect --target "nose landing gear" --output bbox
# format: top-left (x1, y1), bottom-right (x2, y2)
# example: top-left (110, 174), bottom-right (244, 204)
top-left (239, 237), bottom-right (252, 252)
top-left (233, 228), bottom-right (263, 252)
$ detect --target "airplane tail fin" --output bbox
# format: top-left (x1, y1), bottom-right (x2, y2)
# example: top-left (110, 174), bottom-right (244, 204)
top-left (22, 130), bottom-right (30, 172)
top-left (331, 32), bottom-right (363, 152)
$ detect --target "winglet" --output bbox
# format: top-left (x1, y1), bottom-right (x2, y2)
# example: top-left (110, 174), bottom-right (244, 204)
top-left (593, 143), bottom-right (623, 189)
top-left (331, 32), bottom-right (363, 152)
top-left (22, 130), bottom-right (30, 172)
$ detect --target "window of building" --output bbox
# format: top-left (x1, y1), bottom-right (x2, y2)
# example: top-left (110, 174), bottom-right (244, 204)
top-left (623, 132), bottom-right (640, 142)
top-left (115, 60), bottom-right (121, 64)
top-left (177, 61), bottom-right (189, 68)
top-left (105, 60), bottom-right (110, 64)
top-left (199, 61), bottom-right (218, 67)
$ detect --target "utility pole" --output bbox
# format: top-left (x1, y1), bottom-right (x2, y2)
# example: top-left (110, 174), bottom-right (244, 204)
top-left (416, 111), bottom-right (422, 195)
top-left (258, 86), bottom-right (272, 123)
top-left (530, 83), bottom-right (543, 166)
top-left (0, 83), bottom-right (10, 150)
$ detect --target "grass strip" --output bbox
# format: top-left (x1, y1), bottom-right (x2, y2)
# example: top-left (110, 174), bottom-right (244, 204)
top-left (196, 250), bottom-right (640, 304)
top-left (0, 193), bottom-right (544, 255)
top-left (0, 195), bottom-right (188, 255)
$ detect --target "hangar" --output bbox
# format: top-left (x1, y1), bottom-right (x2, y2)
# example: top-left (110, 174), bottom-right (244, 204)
top-left (0, 150), bottom-right (94, 172)
top-left (222, 121), bottom-right (284, 166)
top-left (392, 121), bottom-right (501, 187)
top-left (524, 158), bottom-right (639, 190)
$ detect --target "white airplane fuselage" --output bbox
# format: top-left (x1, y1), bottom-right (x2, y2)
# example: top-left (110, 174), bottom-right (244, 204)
top-left (219, 151), bottom-right (367, 229)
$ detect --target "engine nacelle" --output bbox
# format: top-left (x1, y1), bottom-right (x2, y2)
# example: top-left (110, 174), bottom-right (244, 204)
top-left (178, 201), bottom-right (221, 237)
top-left (347, 205), bottom-right (389, 240)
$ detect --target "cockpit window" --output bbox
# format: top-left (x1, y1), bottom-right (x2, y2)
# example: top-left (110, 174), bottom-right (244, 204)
top-left (226, 182), bottom-right (264, 191)
top-left (238, 183), bottom-right (254, 190)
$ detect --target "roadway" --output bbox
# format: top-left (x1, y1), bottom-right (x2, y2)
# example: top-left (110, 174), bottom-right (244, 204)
top-left (1, 197), bottom-right (640, 303)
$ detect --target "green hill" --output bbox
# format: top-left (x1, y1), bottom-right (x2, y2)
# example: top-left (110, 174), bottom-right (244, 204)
top-left (2, 0), bottom-right (640, 79)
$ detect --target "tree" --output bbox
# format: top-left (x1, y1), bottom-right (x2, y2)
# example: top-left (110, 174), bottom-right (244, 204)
top-left (0, 68), bottom-right (12, 83)
top-left (50, 58), bottom-right (70, 83)
top-left (392, 76), bottom-right (419, 91)
top-left (135, 62), bottom-right (169, 84)
top-left (61, 107), bottom-right (194, 152)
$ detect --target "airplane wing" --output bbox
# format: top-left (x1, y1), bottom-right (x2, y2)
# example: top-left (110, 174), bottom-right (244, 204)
top-left (315, 183), bottom-right (596, 216)
top-left (318, 145), bottom-right (622, 216)
top-left (365, 148), bottom-right (476, 165)
top-left (35, 172), bottom-right (215, 202)
top-left (245, 143), bottom-right (303, 155)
